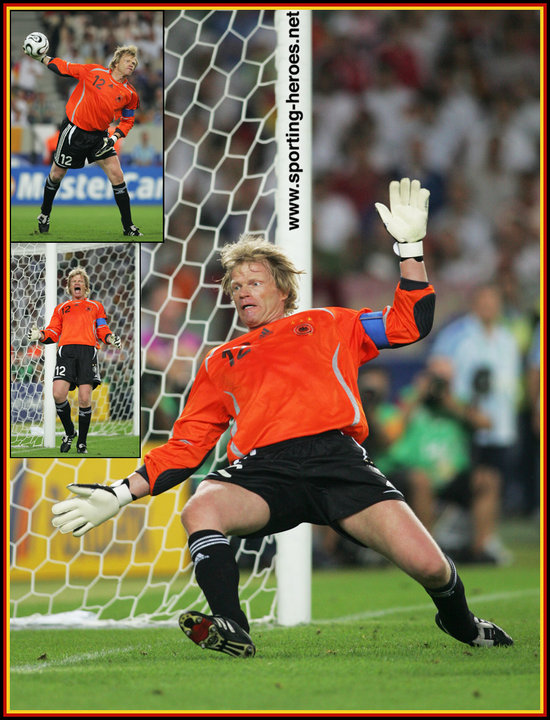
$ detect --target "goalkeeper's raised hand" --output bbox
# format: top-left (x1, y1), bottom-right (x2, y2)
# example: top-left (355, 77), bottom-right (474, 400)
top-left (22, 45), bottom-right (47, 62)
top-left (107, 333), bottom-right (121, 348)
top-left (375, 178), bottom-right (430, 260)
top-left (52, 480), bottom-right (134, 537)
top-left (94, 135), bottom-right (116, 158)
top-left (27, 323), bottom-right (42, 342)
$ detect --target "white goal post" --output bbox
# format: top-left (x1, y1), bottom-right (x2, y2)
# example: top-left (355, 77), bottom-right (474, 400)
top-left (273, 9), bottom-right (313, 626)
top-left (10, 9), bottom-right (312, 630)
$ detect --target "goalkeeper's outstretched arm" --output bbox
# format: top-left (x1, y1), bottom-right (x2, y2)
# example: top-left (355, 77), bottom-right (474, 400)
top-left (51, 465), bottom-right (202, 537)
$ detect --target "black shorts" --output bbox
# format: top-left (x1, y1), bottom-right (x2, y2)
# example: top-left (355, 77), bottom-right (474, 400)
top-left (205, 431), bottom-right (405, 545)
top-left (54, 344), bottom-right (101, 390)
top-left (54, 117), bottom-right (115, 169)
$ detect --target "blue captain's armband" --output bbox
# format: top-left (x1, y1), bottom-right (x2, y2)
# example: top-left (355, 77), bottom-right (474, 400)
top-left (360, 310), bottom-right (391, 349)
top-left (96, 318), bottom-right (107, 327)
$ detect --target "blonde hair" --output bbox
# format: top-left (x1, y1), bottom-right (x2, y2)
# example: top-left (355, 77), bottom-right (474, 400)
top-left (66, 266), bottom-right (90, 296)
top-left (109, 45), bottom-right (139, 71)
top-left (220, 234), bottom-right (304, 314)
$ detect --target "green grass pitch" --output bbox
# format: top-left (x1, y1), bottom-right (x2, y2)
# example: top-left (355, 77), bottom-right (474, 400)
top-left (10, 204), bottom-right (163, 243)
top-left (10, 421), bottom-right (140, 458)
top-left (10, 434), bottom-right (140, 458)
top-left (8, 522), bottom-right (542, 714)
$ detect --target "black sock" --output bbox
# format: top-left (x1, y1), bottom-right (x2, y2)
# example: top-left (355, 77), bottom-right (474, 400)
top-left (55, 400), bottom-right (74, 436)
top-left (77, 406), bottom-right (92, 445)
top-left (112, 181), bottom-right (133, 228)
top-left (41, 174), bottom-right (61, 215)
top-left (188, 530), bottom-right (250, 633)
top-left (425, 556), bottom-right (477, 643)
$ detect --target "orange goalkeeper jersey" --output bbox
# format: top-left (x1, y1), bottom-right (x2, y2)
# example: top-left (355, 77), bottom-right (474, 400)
top-left (143, 279), bottom-right (435, 494)
top-left (42, 299), bottom-right (113, 348)
top-left (46, 58), bottom-right (139, 135)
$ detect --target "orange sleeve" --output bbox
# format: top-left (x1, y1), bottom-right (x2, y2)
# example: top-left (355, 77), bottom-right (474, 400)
top-left (115, 83), bottom-right (139, 137)
top-left (94, 302), bottom-right (113, 344)
top-left (143, 362), bottom-right (231, 495)
top-left (42, 305), bottom-right (63, 344)
top-left (46, 58), bottom-right (84, 79)
top-left (384, 279), bottom-right (435, 347)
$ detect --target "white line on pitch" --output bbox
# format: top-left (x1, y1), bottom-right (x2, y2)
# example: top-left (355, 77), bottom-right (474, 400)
top-left (10, 646), bottom-right (138, 675)
top-left (312, 587), bottom-right (540, 625)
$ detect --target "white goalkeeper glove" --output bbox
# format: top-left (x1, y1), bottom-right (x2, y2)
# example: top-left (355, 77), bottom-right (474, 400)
top-left (27, 323), bottom-right (42, 342)
top-left (107, 333), bottom-right (121, 348)
top-left (22, 45), bottom-right (45, 62)
top-left (51, 480), bottom-right (133, 537)
top-left (95, 135), bottom-right (117, 158)
top-left (375, 178), bottom-right (430, 259)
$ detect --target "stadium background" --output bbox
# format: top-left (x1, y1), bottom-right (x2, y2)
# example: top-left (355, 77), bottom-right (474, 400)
top-left (7, 9), bottom-right (542, 713)
top-left (9, 8), bottom-right (541, 609)
top-left (10, 9), bottom-right (163, 207)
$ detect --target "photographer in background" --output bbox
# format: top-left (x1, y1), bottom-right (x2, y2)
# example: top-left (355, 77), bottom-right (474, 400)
top-left (371, 357), bottom-right (505, 564)
top-left (430, 284), bottom-right (523, 538)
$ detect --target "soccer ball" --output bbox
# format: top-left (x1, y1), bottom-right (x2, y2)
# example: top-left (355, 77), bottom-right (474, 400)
top-left (24, 32), bottom-right (49, 59)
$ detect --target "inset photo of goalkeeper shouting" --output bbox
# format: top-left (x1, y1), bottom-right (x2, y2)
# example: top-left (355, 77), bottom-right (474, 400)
top-left (11, 242), bottom-right (140, 459)
top-left (27, 267), bottom-right (120, 455)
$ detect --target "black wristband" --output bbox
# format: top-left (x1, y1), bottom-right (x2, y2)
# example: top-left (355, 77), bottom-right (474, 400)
top-left (121, 477), bottom-right (138, 500)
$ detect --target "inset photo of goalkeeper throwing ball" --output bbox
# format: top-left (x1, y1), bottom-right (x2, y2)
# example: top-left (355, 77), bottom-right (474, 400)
top-left (10, 242), bottom-right (140, 458)
top-left (10, 10), bottom-right (163, 242)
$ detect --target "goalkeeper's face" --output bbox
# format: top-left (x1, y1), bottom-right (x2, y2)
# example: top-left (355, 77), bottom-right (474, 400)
top-left (116, 52), bottom-right (138, 78)
top-left (230, 261), bottom-right (288, 330)
top-left (68, 274), bottom-right (87, 300)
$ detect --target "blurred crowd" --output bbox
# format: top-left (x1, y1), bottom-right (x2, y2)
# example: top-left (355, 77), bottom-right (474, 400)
top-left (11, 10), bottom-right (163, 135)
top-left (310, 10), bottom-right (539, 307)
top-left (158, 10), bottom-right (541, 562)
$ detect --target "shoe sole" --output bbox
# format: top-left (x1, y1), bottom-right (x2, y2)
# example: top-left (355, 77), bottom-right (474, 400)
top-left (179, 611), bottom-right (255, 658)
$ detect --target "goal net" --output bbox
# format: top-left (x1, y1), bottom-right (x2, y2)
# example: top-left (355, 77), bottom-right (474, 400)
top-left (10, 242), bottom-right (139, 453)
top-left (11, 9), bottom-right (311, 629)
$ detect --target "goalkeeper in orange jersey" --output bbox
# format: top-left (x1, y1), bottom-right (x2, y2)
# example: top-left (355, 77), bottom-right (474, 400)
top-left (51, 179), bottom-right (513, 655)
top-left (23, 41), bottom-right (143, 237)
top-left (27, 267), bottom-right (121, 454)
